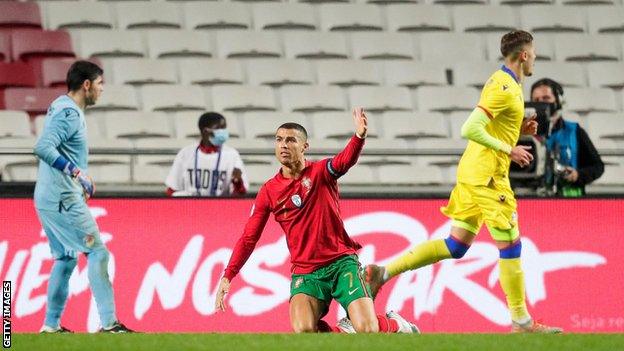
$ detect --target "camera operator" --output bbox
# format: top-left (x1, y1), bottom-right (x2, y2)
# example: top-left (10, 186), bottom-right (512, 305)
top-left (530, 78), bottom-right (604, 197)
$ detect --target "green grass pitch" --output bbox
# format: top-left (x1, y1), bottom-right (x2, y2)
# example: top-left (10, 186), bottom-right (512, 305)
top-left (11, 333), bottom-right (624, 351)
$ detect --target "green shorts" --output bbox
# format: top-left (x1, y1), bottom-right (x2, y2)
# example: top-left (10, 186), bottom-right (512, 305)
top-left (290, 255), bottom-right (372, 315)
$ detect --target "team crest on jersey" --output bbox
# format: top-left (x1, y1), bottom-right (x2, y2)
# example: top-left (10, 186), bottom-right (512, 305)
top-left (502, 84), bottom-right (509, 91)
top-left (499, 195), bottom-right (506, 202)
top-left (302, 177), bottom-right (312, 191)
top-left (291, 194), bottom-right (302, 208)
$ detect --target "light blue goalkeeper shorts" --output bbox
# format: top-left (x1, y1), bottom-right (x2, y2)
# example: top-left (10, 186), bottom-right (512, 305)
top-left (37, 201), bottom-right (104, 259)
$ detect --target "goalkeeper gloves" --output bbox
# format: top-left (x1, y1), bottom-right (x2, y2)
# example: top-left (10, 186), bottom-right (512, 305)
top-left (53, 156), bottom-right (95, 199)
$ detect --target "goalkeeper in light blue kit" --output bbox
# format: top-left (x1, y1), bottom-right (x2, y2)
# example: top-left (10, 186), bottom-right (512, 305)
top-left (34, 61), bottom-right (133, 333)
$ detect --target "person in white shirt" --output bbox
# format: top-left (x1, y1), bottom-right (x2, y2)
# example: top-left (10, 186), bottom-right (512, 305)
top-left (166, 112), bottom-right (248, 197)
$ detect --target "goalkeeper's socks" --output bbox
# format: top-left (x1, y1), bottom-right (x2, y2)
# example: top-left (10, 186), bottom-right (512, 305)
top-left (386, 239), bottom-right (454, 279)
top-left (498, 241), bottom-right (530, 323)
top-left (377, 315), bottom-right (399, 333)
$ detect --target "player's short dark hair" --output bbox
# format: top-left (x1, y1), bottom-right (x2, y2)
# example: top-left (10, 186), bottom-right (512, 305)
top-left (66, 60), bottom-right (103, 92)
top-left (198, 112), bottom-right (226, 130)
top-left (277, 122), bottom-right (308, 141)
top-left (500, 30), bottom-right (533, 59)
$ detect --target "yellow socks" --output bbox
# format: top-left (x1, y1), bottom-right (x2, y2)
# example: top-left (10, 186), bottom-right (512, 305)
top-left (498, 258), bottom-right (530, 323)
top-left (386, 239), bottom-right (452, 279)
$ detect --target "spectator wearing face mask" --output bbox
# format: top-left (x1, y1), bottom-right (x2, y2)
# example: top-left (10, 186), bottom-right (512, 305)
top-left (165, 112), bottom-right (248, 197)
top-left (531, 78), bottom-right (604, 197)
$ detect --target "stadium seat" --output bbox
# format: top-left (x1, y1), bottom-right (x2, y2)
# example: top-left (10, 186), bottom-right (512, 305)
top-left (486, 33), bottom-right (555, 61)
top-left (383, 61), bottom-right (447, 87)
top-left (2, 87), bottom-right (65, 116)
top-left (280, 85), bottom-right (347, 112)
top-left (452, 61), bottom-right (500, 88)
top-left (522, 62), bottom-right (587, 89)
top-left (147, 30), bottom-right (213, 59)
top-left (362, 0), bottom-right (421, 4)
top-left (246, 164), bottom-right (280, 186)
top-left (104, 112), bottom-right (172, 139)
top-left (2, 157), bottom-right (39, 182)
top-left (521, 6), bottom-right (586, 33)
top-left (0, 32), bottom-right (9, 62)
top-left (563, 88), bottom-right (619, 113)
top-left (246, 59), bottom-right (315, 86)
top-left (141, 85), bottom-right (207, 112)
top-left (184, 2), bottom-right (251, 30)
top-left (88, 84), bottom-right (139, 112)
top-left (226, 138), bottom-right (272, 150)
top-left (430, 0), bottom-right (487, 4)
top-left (382, 112), bottom-right (449, 140)
top-left (316, 60), bottom-right (382, 87)
top-left (88, 164), bottom-right (131, 184)
top-left (178, 59), bottom-right (244, 86)
top-left (252, 3), bottom-right (317, 31)
top-left (319, 4), bottom-right (384, 32)
top-left (75, 30), bottom-right (145, 58)
top-left (11, 29), bottom-right (74, 62)
top-left (116, 2), bottom-right (182, 30)
top-left (554, 34), bottom-right (620, 61)
top-left (420, 33), bottom-right (484, 64)
top-left (378, 164), bottom-right (444, 185)
top-left (0, 110), bottom-right (31, 138)
top-left (416, 86), bottom-right (479, 112)
top-left (242, 112), bottom-right (307, 139)
top-left (283, 32), bottom-right (349, 59)
top-left (453, 5), bottom-right (517, 33)
top-left (0, 1), bottom-right (41, 30)
top-left (0, 62), bottom-right (37, 88)
top-left (560, 0), bottom-right (616, 5)
top-left (385, 5), bottom-right (451, 32)
top-left (587, 62), bottom-right (624, 89)
top-left (211, 85), bottom-right (277, 112)
top-left (45, 1), bottom-right (113, 29)
top-left (173, 111), bottom-right (242, 139)
top-left (40, 57), bottom-right (77, 88)
top-left (348, 86), bottom-right (413, 112)
top-left (585, 112), bottom-right (624, 141)
top-left (311, 111), bottom-right (379, 139)
top-left (587, 6), bottom-right (624, 34)
top-left (337, 165), bottom-right (375, 185)
top-left (448, 111), bottom-right (470, 139)
top-left (133, 164), bottom-right (170, 184)
top-left (110, 59), bottom-right (178, 86)
top-left (215, 30), bottom-right (282, 59)
top-left (491, 0), bottom-right (552, 4)
top-left (593, 165), bottom-right (624, 185)
top-left (351, 33), bottom-right (416, 60)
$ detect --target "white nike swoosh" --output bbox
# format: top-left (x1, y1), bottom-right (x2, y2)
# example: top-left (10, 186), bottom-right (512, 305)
top-left (348, 288), bottom-right (359, 295)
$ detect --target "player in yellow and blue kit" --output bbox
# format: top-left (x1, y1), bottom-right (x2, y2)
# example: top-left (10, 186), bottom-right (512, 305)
top-left (34, 61), bottom-right (133, 333)
top-left (365, 31), bottom-right (562, 333)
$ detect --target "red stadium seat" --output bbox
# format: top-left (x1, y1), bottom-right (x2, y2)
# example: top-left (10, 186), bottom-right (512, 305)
top-left (40, 57), bottom-right (103, 88)
top-left (0, 2), bottom-right (42, 29)
top-left (0, 32), bottom-right (10, 62)
top-left (11, 29), bottom-right (75, 62)
top-left (0, 62), bottom-right (37, 88)
top-left (2, 87), bottom-right (66, 117)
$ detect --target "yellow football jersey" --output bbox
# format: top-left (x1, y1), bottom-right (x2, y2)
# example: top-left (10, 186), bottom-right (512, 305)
top-left (456, 67), bottom-right (524, 186)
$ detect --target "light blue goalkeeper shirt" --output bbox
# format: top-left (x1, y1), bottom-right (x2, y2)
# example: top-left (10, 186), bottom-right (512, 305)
top-left (34, 95), bottom-right (88, 210)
